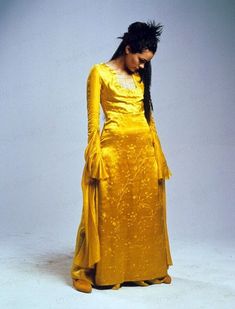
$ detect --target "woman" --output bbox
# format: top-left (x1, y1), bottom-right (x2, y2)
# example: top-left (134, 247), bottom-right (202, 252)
top-left (70, 20), bottom-right (173, 293)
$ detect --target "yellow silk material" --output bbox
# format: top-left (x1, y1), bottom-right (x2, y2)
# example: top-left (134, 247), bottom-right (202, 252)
top-left (70, 63), bottom-right (173, 286)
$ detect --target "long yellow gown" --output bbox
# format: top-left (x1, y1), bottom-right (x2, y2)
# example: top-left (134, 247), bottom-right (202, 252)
top-left (70, 62), bottom-right (173, 286)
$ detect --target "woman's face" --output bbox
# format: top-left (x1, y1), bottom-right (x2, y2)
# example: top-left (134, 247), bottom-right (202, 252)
top-left (124, 45), bottom-right (154, 73)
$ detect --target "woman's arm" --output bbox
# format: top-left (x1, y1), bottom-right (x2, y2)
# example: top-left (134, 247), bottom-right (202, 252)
top-left (84, 65), bottom-right (109, 182)
top-left (87, 65), bottom-right (101, 143)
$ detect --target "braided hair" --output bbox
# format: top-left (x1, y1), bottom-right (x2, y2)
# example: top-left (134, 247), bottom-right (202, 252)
top-left (109, 20), bottom-right (163, 124)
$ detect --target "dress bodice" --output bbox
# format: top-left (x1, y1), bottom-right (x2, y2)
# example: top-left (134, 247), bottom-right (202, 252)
top-left (95, 62), bottom-right (145, 115)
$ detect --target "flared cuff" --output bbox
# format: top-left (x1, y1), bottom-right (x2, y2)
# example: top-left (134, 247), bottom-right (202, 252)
top-left (84, 129), bottom-right (109, 180)
top-left (150, 130), bottom-right (172, 180)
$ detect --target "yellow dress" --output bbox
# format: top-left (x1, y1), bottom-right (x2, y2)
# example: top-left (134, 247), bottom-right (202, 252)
top-left (70, 62), bottom-right (173, 286)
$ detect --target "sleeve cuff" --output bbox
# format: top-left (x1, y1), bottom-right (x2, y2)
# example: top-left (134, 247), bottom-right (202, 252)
top-left (84, 130), bottom-right (109, 180)
top-left (150, 129), bottom-right (172, 180)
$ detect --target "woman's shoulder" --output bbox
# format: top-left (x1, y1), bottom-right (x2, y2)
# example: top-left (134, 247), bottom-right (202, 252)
top-left (86, 63), bottom-right (102, 81)
top-left (88, 62), bottom-right (111, 81)
top-left (88, 62), bottom-right (106, 72)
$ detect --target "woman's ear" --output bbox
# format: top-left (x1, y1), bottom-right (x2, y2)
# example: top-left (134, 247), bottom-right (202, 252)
top-left (125, 45), bottom-right (131, 54)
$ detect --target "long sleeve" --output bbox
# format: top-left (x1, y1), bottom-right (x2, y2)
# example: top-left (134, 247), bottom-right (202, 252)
top-left (71, 65), bottom-right (109, 270)
top-left (84, 64), bottom-right (109, 180)
top-left (149, 112), bottom-right (172, 180)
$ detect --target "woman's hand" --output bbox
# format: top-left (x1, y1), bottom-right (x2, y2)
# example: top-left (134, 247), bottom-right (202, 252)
top-left (89, 177), bottom-right (99, 185)
top-left (158, 179), bottom-right (164, 185)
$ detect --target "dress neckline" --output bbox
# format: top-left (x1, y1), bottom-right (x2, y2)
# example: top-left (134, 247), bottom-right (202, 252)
top-left (100, 62), bottom-right (140, 92)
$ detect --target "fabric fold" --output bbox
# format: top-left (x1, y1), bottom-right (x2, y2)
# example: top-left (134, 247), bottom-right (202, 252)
top-left (85, 129), bottom-right (109, 180)
top-left (72, 129), bottom-right (109, 270)
top-left (149, 115), bottom-right (172, 180)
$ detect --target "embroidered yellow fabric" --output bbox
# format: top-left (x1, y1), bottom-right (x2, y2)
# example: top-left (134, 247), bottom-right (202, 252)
top-left (70, 63), bottom-right (173, 286)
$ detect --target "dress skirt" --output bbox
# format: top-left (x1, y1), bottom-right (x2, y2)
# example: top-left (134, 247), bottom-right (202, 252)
top-left (70, 110), bottom-right (173, 286)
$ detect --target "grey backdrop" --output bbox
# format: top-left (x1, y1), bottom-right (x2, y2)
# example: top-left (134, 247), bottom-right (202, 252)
top-left (1, 0), bottom-right (234, 249)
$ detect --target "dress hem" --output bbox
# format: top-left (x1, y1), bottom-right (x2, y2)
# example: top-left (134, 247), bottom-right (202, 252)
top-left (94, 271), bottom-right (172, 287)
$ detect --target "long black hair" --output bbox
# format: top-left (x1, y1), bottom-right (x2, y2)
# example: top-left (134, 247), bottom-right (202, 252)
top-left (109, 20), bottom-right (163, 124)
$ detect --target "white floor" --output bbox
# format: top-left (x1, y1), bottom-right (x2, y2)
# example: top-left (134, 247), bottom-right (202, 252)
top-left (1, 232), bottom-right (234, 309)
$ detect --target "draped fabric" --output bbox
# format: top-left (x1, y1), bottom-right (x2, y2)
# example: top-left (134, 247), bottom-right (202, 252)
top-left (149, 114), bottom-right (172, 180)
top-left (70, 63), bottom-right (173, 286)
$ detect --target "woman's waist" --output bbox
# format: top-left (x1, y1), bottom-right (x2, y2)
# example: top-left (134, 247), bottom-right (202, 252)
top-left (102, 100), bottom-right (144, 115)
top-left (101, 110), bottom-right (150, 134)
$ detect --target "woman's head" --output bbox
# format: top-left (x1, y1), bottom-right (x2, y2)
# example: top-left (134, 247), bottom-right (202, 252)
top-left (123, 45), bottom-right (154, 73)
top-left (110, 20), bottom-right (164, 123)
top-left (111, 20), bottom-right (163, 71)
